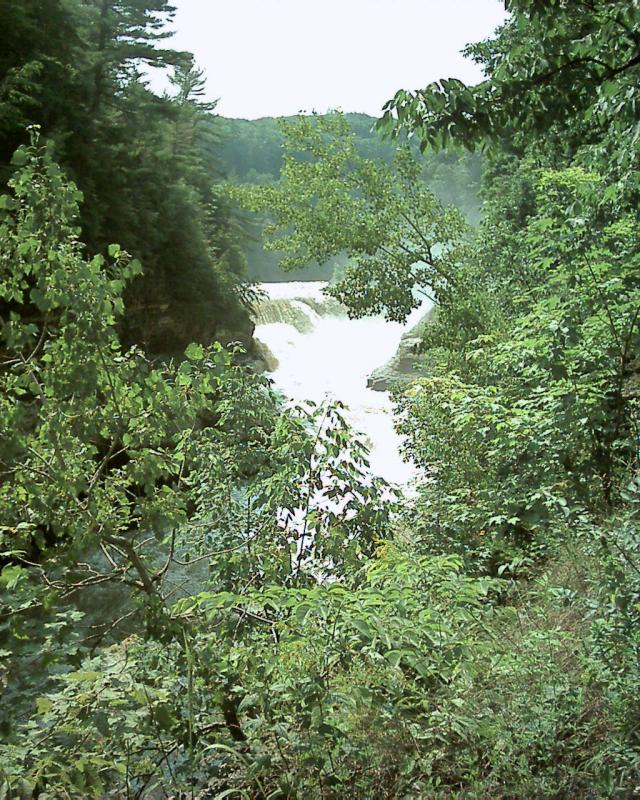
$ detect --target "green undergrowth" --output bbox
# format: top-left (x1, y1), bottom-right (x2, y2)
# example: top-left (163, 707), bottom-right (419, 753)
top-left (2, 0), bottom-right (640, 796)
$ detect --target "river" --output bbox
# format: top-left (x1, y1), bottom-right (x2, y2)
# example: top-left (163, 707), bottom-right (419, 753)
top-left (252, 281), bottom-right (430, 487)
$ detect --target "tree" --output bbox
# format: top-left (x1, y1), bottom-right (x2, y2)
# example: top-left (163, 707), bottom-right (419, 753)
top-left (229, 113), bottom-right (470, 322)
top-left (76, 0), bottom-right (184, 112)
top-left (379, 1), bottom-right (640, 184)
top-left (0, 0), bottom-right (79, 177)
top-left (0, 142), bottom-right (394, 796)
top-left (0, 0), bottom-right (255, 355)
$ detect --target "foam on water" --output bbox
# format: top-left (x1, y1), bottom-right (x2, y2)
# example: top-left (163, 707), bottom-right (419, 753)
top-left (254, 282), bottom-right (430, 486)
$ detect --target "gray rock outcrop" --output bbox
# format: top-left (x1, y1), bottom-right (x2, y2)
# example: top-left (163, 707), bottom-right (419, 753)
top-left (367, 309), bottom-right (435, 392)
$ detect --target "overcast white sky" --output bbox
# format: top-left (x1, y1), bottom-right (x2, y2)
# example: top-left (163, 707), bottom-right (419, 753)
top-left (163, 0), bottom-right (508, 119)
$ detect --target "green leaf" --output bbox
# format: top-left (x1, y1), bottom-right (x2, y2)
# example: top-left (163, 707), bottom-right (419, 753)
top-left (36, 697), bottom-right (53, 714)
top-left (185, 342), bottom-right (205, 361)
top-left (0, 195), bottom-right (16, 210)
top-left (10, 149), bottom-right (28, 167)
top-left (351, 618), bottom-right (373, 639)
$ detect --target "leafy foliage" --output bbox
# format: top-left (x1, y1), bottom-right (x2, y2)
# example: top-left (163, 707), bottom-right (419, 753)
top-left (379, 0), bottom-right (640, 182)
top-left (0, 0), bottom-right (253, 353)
top-left (217, 113), bottom-right (483, 284)
top-left (0, 142), bottom-right (400, 798)
top-left (2, 1), bottom-right (640, 797)
top-left (398, 166), bottom-right (639, 567)
top-left (228, 113), bottom-right (470, 322)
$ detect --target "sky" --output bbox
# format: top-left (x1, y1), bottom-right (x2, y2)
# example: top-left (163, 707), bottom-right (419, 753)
top-left (162, 0), bottom-right (509, 119)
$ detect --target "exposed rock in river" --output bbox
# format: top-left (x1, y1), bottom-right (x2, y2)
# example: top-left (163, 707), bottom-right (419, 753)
top-left (367, 308), bottom-right (434, 392)
top-left (253, 338), bottom-right (279, 372)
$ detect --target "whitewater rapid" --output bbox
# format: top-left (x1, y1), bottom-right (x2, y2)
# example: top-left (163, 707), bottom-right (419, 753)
top-left (253, 282), bottom-right (429, 486)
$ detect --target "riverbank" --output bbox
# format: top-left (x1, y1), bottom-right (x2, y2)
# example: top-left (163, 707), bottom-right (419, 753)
top-left (367, 308), bottom-right (434, 392)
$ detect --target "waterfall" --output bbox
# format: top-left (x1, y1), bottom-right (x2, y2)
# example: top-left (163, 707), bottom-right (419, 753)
top-left (252, 282), bottom-right (431, 486)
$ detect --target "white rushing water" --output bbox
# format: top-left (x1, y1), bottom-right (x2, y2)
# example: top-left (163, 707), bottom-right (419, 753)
top-left (253, 281), bottom-right (430, 486)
